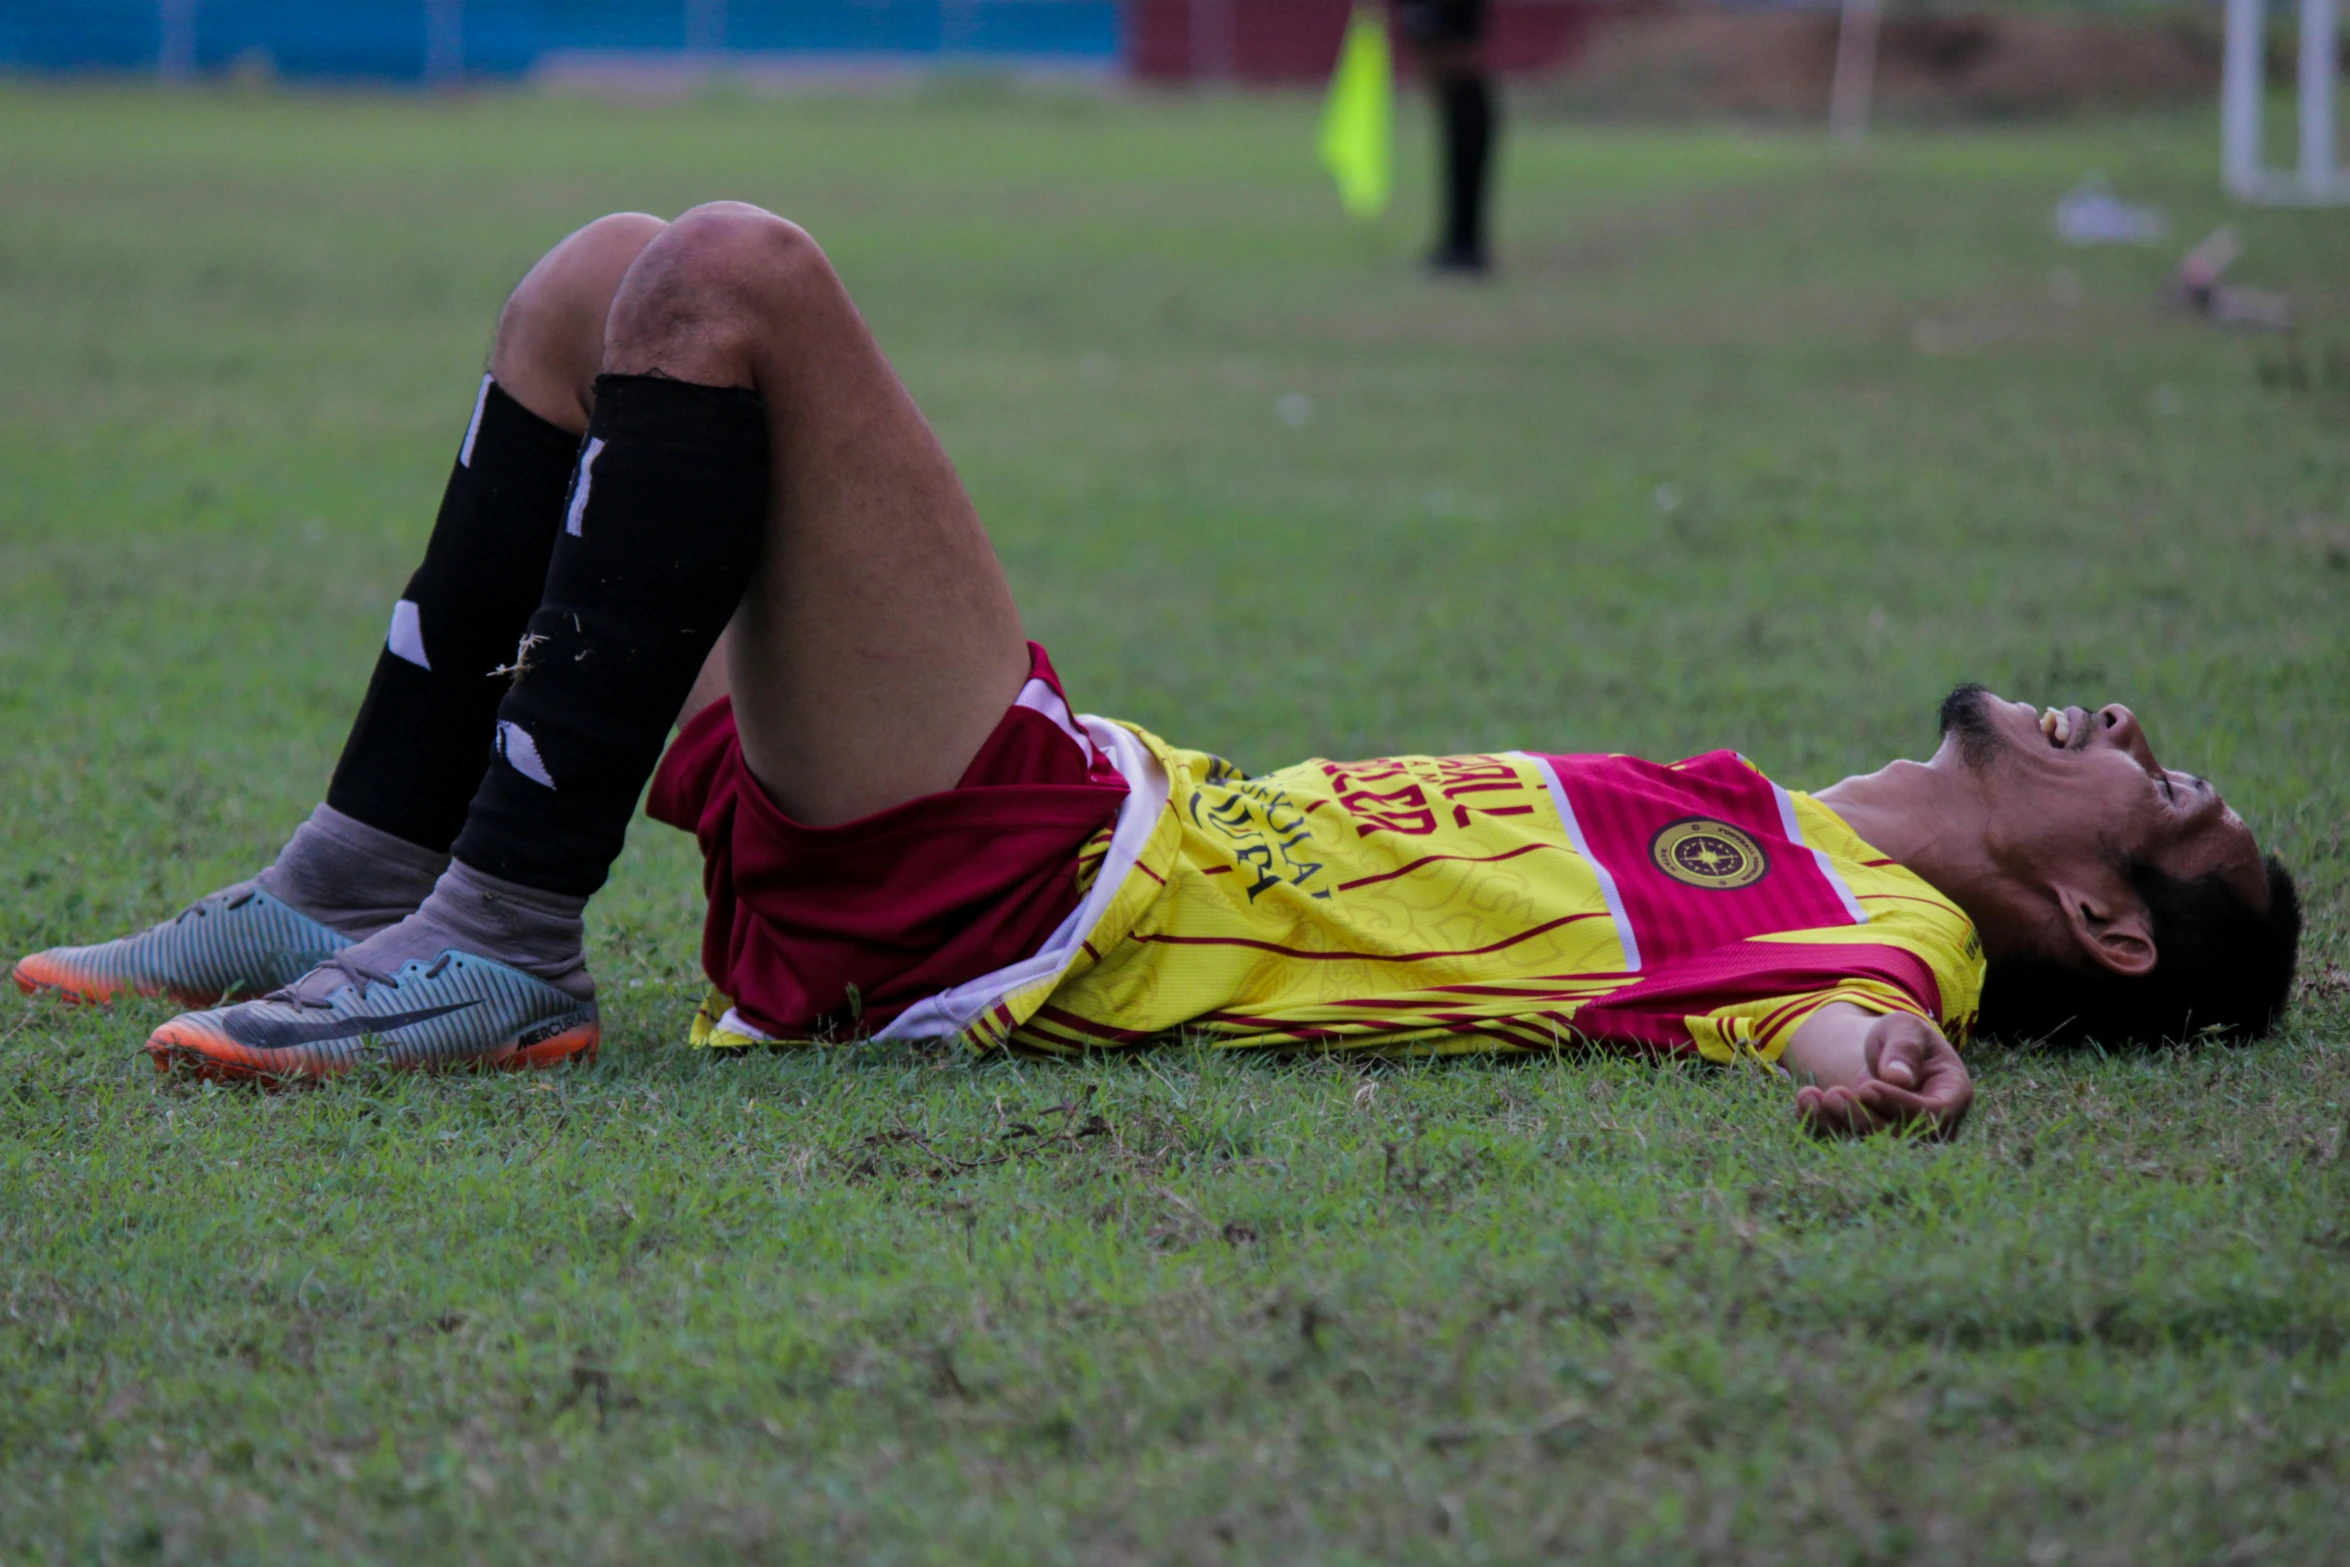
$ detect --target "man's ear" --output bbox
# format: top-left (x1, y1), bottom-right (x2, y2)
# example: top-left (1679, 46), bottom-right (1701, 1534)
top-left (2055, 882), bottom-right (2156, 977)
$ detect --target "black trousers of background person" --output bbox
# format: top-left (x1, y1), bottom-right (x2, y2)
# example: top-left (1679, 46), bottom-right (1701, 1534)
top-left (1397, 0), bottom-right (1497, 271)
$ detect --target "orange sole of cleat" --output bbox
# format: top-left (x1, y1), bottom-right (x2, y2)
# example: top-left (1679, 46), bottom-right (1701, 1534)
top-left (145, 1020), bottom-right (601, 1084)
top-left (501, 1021), bottom-right (601, 1072)
top-left (14, 956), bottom-right (228, 1010)
top-left (15, 957), bottom-right (114, 1006)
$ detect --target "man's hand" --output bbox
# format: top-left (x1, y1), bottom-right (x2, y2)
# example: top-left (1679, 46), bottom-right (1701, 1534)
top-left (1781, 1004), bottom-right (1973, 1140)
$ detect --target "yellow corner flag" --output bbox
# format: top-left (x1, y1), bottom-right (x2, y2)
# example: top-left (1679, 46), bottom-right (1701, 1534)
top-left (1319, 5), bottom-right (1393, 221)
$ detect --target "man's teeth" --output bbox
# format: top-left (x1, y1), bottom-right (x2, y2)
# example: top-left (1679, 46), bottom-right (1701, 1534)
top-left (2040, 708), bottom-right (2072, 746)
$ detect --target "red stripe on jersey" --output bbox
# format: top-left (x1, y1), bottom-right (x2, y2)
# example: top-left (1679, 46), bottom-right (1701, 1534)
top-left (1190, 1009), bottom-right (1567, 1049)
top-left (1571, 940), bottom-right (1942, 1049)
top-left (1130, 908), bottom-right (1611, 964)
top-left (1013, 1019), bottom-right (1100, 1053)
top-left (1334, 841), bottom-right (1568, 893)
top-left (1374, 982), bottom-right (1618, 1004)
top-left (1753, 991), bottom-right (1823, 1042)
top-left (1030, 1003), bottom-right (1157, 1045)
top-left (1535, 751), bottom-right (1863, 970)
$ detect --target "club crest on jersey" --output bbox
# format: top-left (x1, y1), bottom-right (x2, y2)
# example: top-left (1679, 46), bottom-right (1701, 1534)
top-left (1649, 818), bottom-right (1768, 890)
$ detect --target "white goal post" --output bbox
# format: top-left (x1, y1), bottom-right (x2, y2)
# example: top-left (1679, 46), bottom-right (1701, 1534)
top-left (2224, 0), bottom-right (2350, 204)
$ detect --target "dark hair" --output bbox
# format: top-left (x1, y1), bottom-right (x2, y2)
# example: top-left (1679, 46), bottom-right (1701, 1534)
top-left (1976, 855), bottom-right (2303, 1046)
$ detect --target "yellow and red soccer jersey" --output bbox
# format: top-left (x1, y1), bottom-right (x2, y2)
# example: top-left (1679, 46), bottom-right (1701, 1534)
top-left (958, 731), bottom-right (1983, 1064)
top-left (686, 720), bottom-right (1985, 1065)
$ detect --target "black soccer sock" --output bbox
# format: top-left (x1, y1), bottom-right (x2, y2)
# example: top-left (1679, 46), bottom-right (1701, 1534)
top-left (449, 374), bottom-right (769, 899)
top-left (1439, 73), bottom-right (1496, 260)
top-left (325, 376), bottom-right (582, 852)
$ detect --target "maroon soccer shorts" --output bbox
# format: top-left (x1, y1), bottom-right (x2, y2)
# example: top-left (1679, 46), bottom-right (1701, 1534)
top-left (646, 643), bottom-right (1131, 1040)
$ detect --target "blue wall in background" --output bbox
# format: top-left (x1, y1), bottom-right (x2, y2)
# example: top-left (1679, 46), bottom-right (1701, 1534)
top-left (0, 0), bottom-right (1123, 79)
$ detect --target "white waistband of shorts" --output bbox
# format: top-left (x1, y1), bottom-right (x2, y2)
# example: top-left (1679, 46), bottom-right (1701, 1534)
top-left (711, 715), bottom-right (1169, 1046)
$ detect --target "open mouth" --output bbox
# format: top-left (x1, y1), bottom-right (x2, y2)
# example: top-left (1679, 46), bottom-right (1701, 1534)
top-left (2038, 706), bottom-right (2087, 751)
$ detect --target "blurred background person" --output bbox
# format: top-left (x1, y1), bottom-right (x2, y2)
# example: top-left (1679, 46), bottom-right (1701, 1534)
top-left (1399, 0), bottom-right (1497, 273)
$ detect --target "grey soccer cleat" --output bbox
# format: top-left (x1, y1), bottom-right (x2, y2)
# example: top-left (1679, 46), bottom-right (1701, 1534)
top-left (13, 884), bottom-right (354, 1008)
top-left (146, 948), bottom-right (599, 1081)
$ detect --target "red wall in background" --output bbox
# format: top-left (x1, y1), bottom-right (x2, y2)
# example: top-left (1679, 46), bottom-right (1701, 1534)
top-left (1127, 0), bottom-right (1597, 82)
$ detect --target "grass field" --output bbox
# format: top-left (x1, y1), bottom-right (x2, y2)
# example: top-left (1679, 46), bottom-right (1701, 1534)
top-left (2, 81), bottom-right (2347, 1563)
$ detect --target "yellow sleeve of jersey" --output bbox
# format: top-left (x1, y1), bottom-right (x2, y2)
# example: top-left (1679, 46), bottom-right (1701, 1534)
top-left (1684, 975), bottom-right (1946, 1067)
top-left (1680, 793), bottom-right (1985, 1066)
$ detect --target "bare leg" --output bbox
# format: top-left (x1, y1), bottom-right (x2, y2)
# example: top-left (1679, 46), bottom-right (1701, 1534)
top-left (492, 212), bottom-right (669, 434)
top-left (602, 202), bottom-right (1030, 827)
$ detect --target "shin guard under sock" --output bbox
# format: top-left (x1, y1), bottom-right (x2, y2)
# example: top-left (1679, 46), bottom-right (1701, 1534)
top-left (1439, 74), bottom-right (1496, 260)
top-left (450, 374), bottom-right (769, 898)
top-left (325, 377), bottom-right (582, 852)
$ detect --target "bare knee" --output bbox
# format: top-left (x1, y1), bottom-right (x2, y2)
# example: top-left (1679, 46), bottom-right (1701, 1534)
top-left (492, 212), bottom-right (667, 432)
top-left (603, 203), bottom-right (835, 388)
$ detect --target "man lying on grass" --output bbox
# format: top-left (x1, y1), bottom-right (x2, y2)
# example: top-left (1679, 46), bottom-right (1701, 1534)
top-left (12, 206), bottom-right (2302, 1137)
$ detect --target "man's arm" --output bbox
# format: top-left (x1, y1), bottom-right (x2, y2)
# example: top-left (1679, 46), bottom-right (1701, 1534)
top-left (1779, 1002), bottom-right (1973, 1138)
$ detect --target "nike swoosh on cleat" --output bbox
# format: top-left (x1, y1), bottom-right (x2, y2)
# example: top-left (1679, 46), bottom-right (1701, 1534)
top-left (221, 999), bottom-right (485, 1051)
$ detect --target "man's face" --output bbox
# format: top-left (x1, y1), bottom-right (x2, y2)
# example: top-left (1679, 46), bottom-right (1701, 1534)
top-left (1933, 685), bottom-right (2268, 919)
